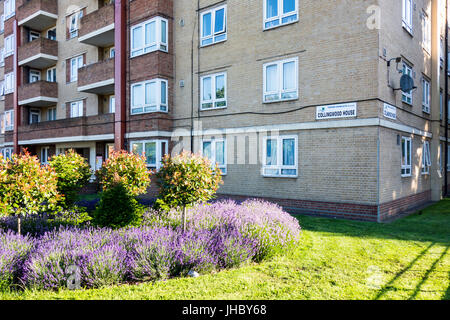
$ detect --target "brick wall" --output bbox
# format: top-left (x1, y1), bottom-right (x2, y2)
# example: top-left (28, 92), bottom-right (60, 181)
top-left (18, 81), bottom-right (58, 102)
top-left (78, 57), bottom-right (114, 88)
top-left (18, 37), bottom-right (58, 63)
top-left (79, 2), bottom-right (114, 38)
top-left (17, 0), bottom-right (58, 22)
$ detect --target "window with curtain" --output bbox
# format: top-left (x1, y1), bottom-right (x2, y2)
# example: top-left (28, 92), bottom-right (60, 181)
top-left (422, 78), bottom-right (430, 113)
top-left (263, 135), bottom-right (297, 177)
top-left (4, 110), bottom-right (13, 131)
top-left (264, 0), bottom-right (298, 30)
top-left (402, 0), bottom-right (413, 33)
top-left (70, 55), bottom-right (83, 82)
top-left (264, 57), bottom-right (298, 102)
top-left (5, 34), bottom-right (14, 57)
top-left (201, 72), bottom-right (227, 110)
top-left (421, 141), bottom-right (431, 175)
top-left (131, 78), bottom-right (168, 114)
top-left (202, 139), bottom-right (227, 175)
top-left (70, 100), bottom-right (83, 118)
top-left (131, 16), bottom-right (168, 57)
top-left (131, 140), bottom-right (168, 169)
top-left (5, 72), bottom-right (14, 94)
top-left (201, 5), bottom-right (227, 46)
top-left (401, 137), bottom-right (412, 177)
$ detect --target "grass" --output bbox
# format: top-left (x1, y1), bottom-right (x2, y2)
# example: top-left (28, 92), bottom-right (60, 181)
top-left (1, 200), bottom-right (449, 300)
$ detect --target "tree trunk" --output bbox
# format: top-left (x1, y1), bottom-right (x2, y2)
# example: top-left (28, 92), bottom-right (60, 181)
top-left (182, 206), bottom-right (187, 232)
top-left (17, 214), bottom-right (21, 236)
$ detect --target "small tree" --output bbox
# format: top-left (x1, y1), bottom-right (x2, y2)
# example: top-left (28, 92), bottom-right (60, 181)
top-left (96, 150), bottom-right (151, 197)
top-left (0, 151), bottom-right (60, 235)
top-left (49, 149), bottom-right (92, 209)
top-left (93, 151), bottom-right (151, 228)
top-left (155, 151), bottom-right (223, 231)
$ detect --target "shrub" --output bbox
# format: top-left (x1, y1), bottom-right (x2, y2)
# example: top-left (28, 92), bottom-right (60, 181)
top-left (49, 150), bottom-right (91, 209)
top-left (95, 151), bottom-right (151, 197)
top-left (155, 151), bottom-right (223, 230)
top-left (92, 183), bottom-right (145, 229)
top-left (0, 151), bottom-right (61, 235)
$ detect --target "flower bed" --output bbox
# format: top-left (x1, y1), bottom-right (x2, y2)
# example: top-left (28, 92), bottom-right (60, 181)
top-left (0, 200), bottom-right (301, 291)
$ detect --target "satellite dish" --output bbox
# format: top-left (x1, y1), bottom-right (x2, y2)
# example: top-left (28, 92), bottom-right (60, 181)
top-left (400, 74), bottom-right (414, 93)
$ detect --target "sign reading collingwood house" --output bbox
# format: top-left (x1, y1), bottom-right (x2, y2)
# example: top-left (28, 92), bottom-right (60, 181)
top-left (383, 103), bottom-right (397, 120)
top-left (316, 103), bottom-right (357, 120)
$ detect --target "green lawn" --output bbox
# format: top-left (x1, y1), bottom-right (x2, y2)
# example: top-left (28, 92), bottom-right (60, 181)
top-left (2, 200), bottom-right (449, 300)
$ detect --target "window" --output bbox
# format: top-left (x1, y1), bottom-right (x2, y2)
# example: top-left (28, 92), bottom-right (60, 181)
top-left (70, 100), bottom-right (83, 118)
top-left (422, 78), bottom-right (430, 113)
top-left (401, 136), bottom-right (412, 177)
top-left (202, 139), bottom-right (227, 175)
top-left (263, 57), bottom-right (298, 103)
top-left (0, 15), bottom-right (4, 33)
top-left (5, 72), bottom-right (14, 94)
top-left (47, 28), bottom-right (56, 40)
top-left (69, 11), bottom-right (83, 39)
top-left (109, 95), bottom-right (115, 113)
top-left (4, 0), bottom-right (15, 20)
top-left (402, 63), bottom-right (413, 105)
top-left (29, 31), bottom-right (40, 42)
top-left (421, 11), bottom-right (430, 52)
top-left (70, 55), bottom-right (83, 82)
top-left (1, 148), bottom-right (13, 160)
top-left (262, 135), bottom-right (298, 177)
top-left (131, 140), bottom-right (168, 169)
top-left (4, 110), bottom-right (13, 131)
top-left (402, 0), bottom-right (413, 34)
top-left (421, 141), bottom-right (431, 175)
top-left (264, 0), bottom-right (298, 30)
top-left (200, 5), bottom-right (227, 46)
top-left (441, 38), bottom-right (445, 68)
top-left (41, 147), bottom-right (50, 165)
top-left (29, 70), bottom-right (41, 83)
top-left (47, 67), bottom-right (56, 82)
top-left (201, 72), bottom-right (227, 110)
top-left (0, 47), bottom-right (4, 66)
top-left (29, 109), bottom-right (41, 124)
top-left (0, 80), bottom-right (4, 99)
top-left (0, 113), bottom-right (4, 134)
top-left (131, 78), bottom-right (168, 114)
top-left (105, 143), bottom-right (114, 160)
top-left (47, 107), bottom-right (56, 121)
top-left (440, 90), bottom-right (443, 120)
top-left (5, 34), bottom-right (14, 57)
top-left (130, 16), bottom-right (168, 58)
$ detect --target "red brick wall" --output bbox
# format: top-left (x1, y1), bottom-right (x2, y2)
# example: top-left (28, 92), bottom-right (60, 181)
top-left (18, 81), bottom-right (58, 102)
top-left (17, 0), bottom-right (58, 22)
top-left (78, 58), bottom-right (114, 88)
top-left (379, 190), bottom-right (432, 221)
top-left (18, 38), bottom-right (58, 63)
top-left (79, 3), bottom-right (114, 38)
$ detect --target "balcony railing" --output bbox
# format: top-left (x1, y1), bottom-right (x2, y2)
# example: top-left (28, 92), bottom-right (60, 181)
top-left (79, 3), bottom-right (115, 47)
top-left (17, 0), bottom-right (58, 31)
top-left (18, 81), bottom-right (58, 107)
top-left (78, 58), bottom-right (115, 95)
top-left (18, 38), bottom-right (58, 69)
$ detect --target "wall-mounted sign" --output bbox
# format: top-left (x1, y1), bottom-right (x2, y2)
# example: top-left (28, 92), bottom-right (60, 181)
top-left (383, 103), bottom-right (397, 120)
top-left (316, 103), bottom-right (357, 120)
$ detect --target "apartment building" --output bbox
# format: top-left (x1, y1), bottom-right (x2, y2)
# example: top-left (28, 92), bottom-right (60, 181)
top-left (0, 0), bottom-right (448, 222)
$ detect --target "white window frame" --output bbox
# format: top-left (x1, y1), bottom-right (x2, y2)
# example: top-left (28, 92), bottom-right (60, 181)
top-left (262, 135), bottom-right (298, 178)
top-left (29, 69), bottom-right (41, 83)
top-left (47, 67), bottom-right (56, 82)
top-left (47, 107), bottom-right (56, 121)
top-left (402, 0), bottom-right (413, 34)
top-left (47, 28), bottom-right (56, 40)
top-left (105, 143), bottom-right (114, 160)
top-left (0, 47), bottom-right (4, 67)
top-left (263, 0), bottom-right (299, 30)
top-left (202, 138), bottom-right (227, 175)
top-left (1, 147), bottom-right (13, 160)
top-left (421, 141), bottom-right (431, 175)
top-left (401, 63), bottom-right (413, 105)
top-left (41, 147), bottom-right (50, 165)
top-left (263, 57), bottom-right (298, 103)
top-left (401, 136), bottom-right (412, 177)
top-left (200, 72), bottom-right (227, 110)
top-left (29, 31), bottom-right (40, 42)
top-left (4, 0), bottom-right (15, 20)
top-left (4, 110), bottom-right (13, 131)
top-left (4, 34), bottom-right (14, 57)
top-left (131, 78), bottom-right (168, 114)
top-left (109, 95), bottom-right (115, 113)
top-left (130, 140), bottom-right (168, 169)
top-left (0, 15), bottom-right (4, 33)
top-left (421, 11), bottom-right (431, 53)
top-left (70, 100), bottom-right (84, 118)
top-left (200, 5), bottom-right (227, 47)
top-left (0, 80), bottom-right (4, 100)
top-left (5, 72), bottom-right (14, 94)
top-left (130, 16), bottom-right (168, 58)
top-left (29, 109), bottom-right (41, 124)
top-left (70, 55), bottom-right (84, 82)
top-left (422, 77), bottom-right (430, 114)
top-left (69, 11), bottom-right (83, 39)
top-left (0, 113), bottom-right (4, 134)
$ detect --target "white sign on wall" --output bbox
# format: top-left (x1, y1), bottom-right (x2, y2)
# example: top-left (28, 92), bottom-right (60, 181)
top-left (383, 103), bottom-right (397, 120)
top-left (316, 103), bottom-right (357, 120)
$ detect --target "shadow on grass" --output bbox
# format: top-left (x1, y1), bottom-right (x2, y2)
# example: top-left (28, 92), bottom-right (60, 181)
top-left (294, 200), bottom-right (450, 244)
top-left (444, 272), bottom-right (450, 300)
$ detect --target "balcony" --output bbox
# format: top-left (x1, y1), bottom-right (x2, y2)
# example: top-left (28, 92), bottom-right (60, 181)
top-left (18, 114), bottom-right (115, 144)
top-left (79, 4), bottom-right (115, 47)
top-left (18, 81), bottom-right (58, 107)
top-left (78, 58), bottom-right (115, 95)
top-left (17, 0), bottom-right (58, 32)
top-left (18, 38), bottom-right (58, 69)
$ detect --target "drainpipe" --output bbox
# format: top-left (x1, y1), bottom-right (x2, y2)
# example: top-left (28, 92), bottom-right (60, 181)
top-left (445, 0), bottom-right (449, 197)
top-left (114, 0), bottom-right (126, 151)
top-left (13, 19), bottom-right (20, 154)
